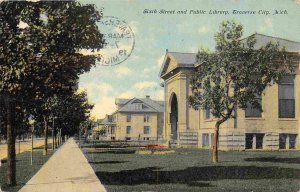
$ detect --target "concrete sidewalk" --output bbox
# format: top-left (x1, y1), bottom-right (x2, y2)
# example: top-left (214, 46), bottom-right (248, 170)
top-left (19, 138), bottom-right (106, 192)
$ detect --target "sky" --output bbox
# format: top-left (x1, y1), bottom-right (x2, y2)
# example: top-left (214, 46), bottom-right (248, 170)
top-left (78, 0), bottom-right (300, 119)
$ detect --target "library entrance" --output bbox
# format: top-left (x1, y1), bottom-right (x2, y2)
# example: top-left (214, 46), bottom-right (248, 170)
top-left (170, 93), bottom-right (178, 140)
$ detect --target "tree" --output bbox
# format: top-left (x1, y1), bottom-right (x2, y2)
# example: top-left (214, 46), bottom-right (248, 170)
top-left (0, 1), bottom-right (103, 185)
top-left (189, 21), bottom-right (294, 163)
top-left (50, 91), bottom-right (94, 137)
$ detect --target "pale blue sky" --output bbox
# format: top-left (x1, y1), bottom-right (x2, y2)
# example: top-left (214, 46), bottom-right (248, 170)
top-left (78, 0), bottom-right (300, 118)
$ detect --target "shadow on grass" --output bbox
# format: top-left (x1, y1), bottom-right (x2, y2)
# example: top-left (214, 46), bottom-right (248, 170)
top-left (95, 166), bottom-right (300, 187)
top-left (0, 151), bottom-right (54, 192)
top-left (33, 146), bottom-right (53, 150)
top-left (1, 159), bottom-right (20, 163)
top-left (89, 160), bottom-right (129, 164)
top-left (244, 157), bottom-right (300, 164)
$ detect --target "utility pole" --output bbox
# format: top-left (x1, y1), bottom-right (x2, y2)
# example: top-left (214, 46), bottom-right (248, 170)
top-left (31, 121), bottom-right (35, 166)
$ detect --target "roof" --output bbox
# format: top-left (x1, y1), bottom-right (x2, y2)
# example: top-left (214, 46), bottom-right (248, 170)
top-left (241, 33), bottom-right (300, 52)
top-left (159, 33), bottom-right (300, 78)
top-left (159, 51), bottom-right (197, 77)
top-left (99, 115), bottom-right (115, 125)
top-left (116, 97), bottom-right (164, 113)
top-left (155, 100), bottom-right (164, 106)
top-left (115, 98), bottom-right (130, 106)
top-left (168, 52), bottom-right (197, 65)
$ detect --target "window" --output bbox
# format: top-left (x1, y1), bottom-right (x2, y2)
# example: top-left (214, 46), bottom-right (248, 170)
top-left (279, 75), bottom-right (295, 118)
top-left (126, 126), bottom-right (131, 134)
top-left (135, 103), bottom-right (142, 110)
top-left (144, 126), bottom-right (150, 134)
top-left (205, 109), bottom-right (211, 119)
top-left (245, 134), bottom-right (253, 149)
top-left (245, 133), bottom-right (264, 149)
top-left (202, 134), bottom-right (209, 147)
top-left (111, 127), bottom-right (115, 134)
top-left (289, 134), bottom-right (297, 149)
top-left (125, 137), bottom-right (131, 141)
top-left (245, 97), bottom-right (262, 118)
top-left (144, 114), bottom-right (150, 122)
top-left (126, 114), bottom-right (131, 122)
top-left (256, 134), bottom-right (264, 149)
top-left (279, 134), bottom-right (297, 149)
top-left (279, 134), bottom-right (287, 149)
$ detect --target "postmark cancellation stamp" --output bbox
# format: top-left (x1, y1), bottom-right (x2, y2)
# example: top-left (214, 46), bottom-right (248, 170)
top-left (98, 16), bottom-right (135, 66)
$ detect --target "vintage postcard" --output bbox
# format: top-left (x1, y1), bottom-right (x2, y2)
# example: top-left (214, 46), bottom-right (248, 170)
top-left (0, 0), bottom-right (300, 191)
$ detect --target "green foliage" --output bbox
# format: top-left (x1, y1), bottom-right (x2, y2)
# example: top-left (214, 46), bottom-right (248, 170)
top-left (0, 1), bottom-right (103, 183)
top-left (50, 91), bottom-right (93, 135)
top-left (0, 0), bottom-right (103, 129)
top-left (0, 0), bottom-right (103, 98)
top-left (189, 20), bottom-right (293, 120)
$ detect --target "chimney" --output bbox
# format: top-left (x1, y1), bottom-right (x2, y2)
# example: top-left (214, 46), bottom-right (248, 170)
top-left (146, 95), bottom-right (150, 99)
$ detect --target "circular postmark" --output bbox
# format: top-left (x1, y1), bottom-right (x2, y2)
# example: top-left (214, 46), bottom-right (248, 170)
top-left (98, 16), bottom-right (135, 66)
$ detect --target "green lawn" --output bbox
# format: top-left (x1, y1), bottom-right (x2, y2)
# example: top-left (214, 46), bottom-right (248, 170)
top-left (83, 148), bottom-right (300, 192)
top-left (0, 150), bottom-right (54, 192)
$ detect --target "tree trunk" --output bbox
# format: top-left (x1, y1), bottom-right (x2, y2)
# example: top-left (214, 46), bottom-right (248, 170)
top-left (55, 132), bottom-right (57, 148)
top-left (213, 118), bottom-right (228, 163)
top-left (43, 116), bottom-right (48, 155)
top-left (5, 98), bottom-right (16, 185)
top-left (213, 122), bottom-right (220, 163)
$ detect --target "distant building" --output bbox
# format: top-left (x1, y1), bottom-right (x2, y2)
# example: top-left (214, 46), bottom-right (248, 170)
top-left (159, 33), bottom-right (300, 150)
top-left (102, 96), bottom-right (164, 141)
top-left (100, 114), bottom-right (116, 140)
top-left (91, 119), bottom-right (104, 139)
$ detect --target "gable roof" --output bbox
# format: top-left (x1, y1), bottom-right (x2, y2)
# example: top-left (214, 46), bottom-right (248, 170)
top-left (99, 114), bottom-right (116, 125)
top-left (116, 97), bottom-right (164, 113)
top-left (169, 52), bottom-right (197, 65)
top-left (159, 51), bottom-right (197, 77)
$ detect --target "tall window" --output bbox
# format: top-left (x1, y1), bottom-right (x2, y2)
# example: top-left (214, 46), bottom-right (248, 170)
top-left (279, 75), bottom-right (295, 118)
top-left (245, 97), bottom-right (262, 118)
top-left (111, 127), bottom-right (115, 134)
top-left (202, 134), bottom-right (209, 147)
top-left (144, 126), bottom-right (150, 134)
top-left (126, 126), bottom-right (131, 134)
top-left (144, 114), bottom-right (150, 122)
top-left (289, 134), bottom-right (297, 149)
top-left (126, 114), bottom-right (131, 122)
top-left (205, 108), bottom-right (211, 119)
